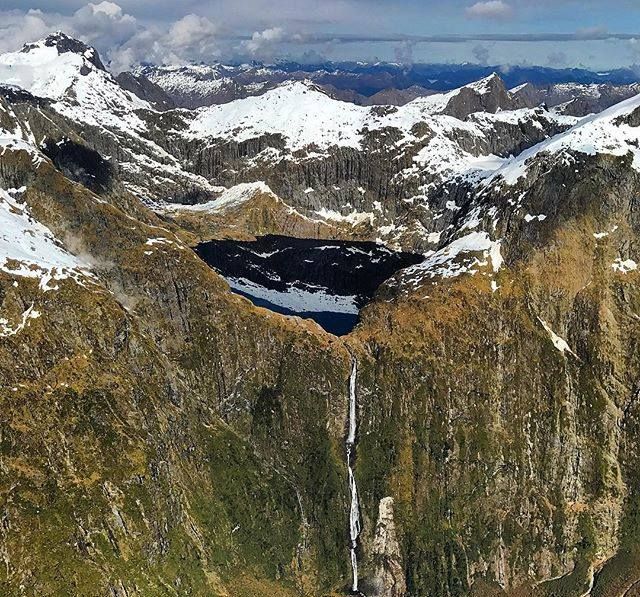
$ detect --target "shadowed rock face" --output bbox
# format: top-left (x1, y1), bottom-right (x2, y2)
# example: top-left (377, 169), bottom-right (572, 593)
top-left (42, 139), bottom-right (114, 195)
top-left (0, 85), bottom-right (46, 106)
top-left (442, 74), bottom-right (518, 119)
top-left (115, 72), bottom-right (176, 111)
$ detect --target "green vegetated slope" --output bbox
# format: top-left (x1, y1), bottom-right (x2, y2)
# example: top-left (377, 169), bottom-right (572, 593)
top-left (348, 152), bottom-right (640, 596)
top-left (0, 153), bottom-right (352, 596)
top-left (2, 88), bottom-right (640, 597)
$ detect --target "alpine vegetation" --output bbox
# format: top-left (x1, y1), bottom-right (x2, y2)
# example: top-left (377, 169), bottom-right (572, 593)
top-left (1, 5), bottom-right (640, 596)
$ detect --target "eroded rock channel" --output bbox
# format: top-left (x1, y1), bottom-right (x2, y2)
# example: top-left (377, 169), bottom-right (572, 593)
top-left (196, 234), bottom-right (423, 335)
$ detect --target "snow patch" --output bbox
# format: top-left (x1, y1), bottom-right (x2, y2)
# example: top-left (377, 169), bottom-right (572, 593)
top-left (612, 258), bottom-right (638, 273)
top-left (227, 277), bottom-right (359, 314)
top-left (0, 303), bottom-right (40, 338)
top-left (0, 187), bottom-right (91, 286)
top-left (161, 182), bottom-right (275, 213)
top-left (314, 207), bottom-right (374, 226)
top-left (538, 317), bottom-right (578, 358)
top-left (401, 231), bottom-right (503, 282)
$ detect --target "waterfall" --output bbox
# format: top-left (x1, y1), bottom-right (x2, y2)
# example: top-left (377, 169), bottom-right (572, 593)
top-left (346, 358), bottom-right (362, 593)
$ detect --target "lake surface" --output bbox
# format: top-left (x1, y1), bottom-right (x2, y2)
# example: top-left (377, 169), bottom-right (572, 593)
top-left (196, 235), bottom-right (422, 335)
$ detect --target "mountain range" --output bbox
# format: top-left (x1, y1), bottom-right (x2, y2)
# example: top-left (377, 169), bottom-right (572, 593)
top-left (1, 31), bottom-right (640, 597)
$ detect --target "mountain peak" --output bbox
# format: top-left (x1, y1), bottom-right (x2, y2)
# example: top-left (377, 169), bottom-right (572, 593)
top-left (438, 72), bottom-right (513, 118)
top-left (465, 72), bottom-right (506, 94)
top-left (20, 31), bottom-right (106, 72)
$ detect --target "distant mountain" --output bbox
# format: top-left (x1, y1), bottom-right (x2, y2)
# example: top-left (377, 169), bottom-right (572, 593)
top-left (119, 60), bottom-right (640, 113)
top-left (511, 81), bottom-right (640, 116)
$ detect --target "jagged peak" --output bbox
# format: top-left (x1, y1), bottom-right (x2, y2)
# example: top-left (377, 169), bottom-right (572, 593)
top-left (0, 29), bottom-right (150, 114)
top-left (464, 72), bottom-right (507, 95)
top-left (20, 31), bottom-right (106, 72)
top-left (407, 72), bottom-right (513, 118)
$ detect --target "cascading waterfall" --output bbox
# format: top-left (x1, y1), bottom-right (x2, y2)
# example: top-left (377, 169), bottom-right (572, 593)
top-left (346, 358), bottom-right (362, 593)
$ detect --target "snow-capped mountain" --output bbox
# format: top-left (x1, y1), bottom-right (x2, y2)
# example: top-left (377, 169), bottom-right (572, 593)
top-left (125, 63), bottom-right (276, 109)
top-left (121, 60), bottom-right (640, 110)
top-left (0, 35), bottom-right (580, 247)
top-left (3, 31), bottom-right (640, 597)
top-left (185, 74), bottom-right (521, 149)
top-left (174, 76), bottom-right (575, 248)
top-left (0, 32), bottom-right (149, 126)
top-left (385, 81), bottom-right (640, 295)
top-left (0, 32), bottom-right (217, 202)
top-left (511, 81), bottom-right (640, 116)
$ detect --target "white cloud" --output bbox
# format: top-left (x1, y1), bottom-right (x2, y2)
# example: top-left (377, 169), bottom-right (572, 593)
top-left (168, 14), bottom-right (216, 49)
top-left (0, 1), bottom-right (636, 72)
top-left (106, 14), bottom-right (219, 71)
top-left (0, 3), bottom-right (222, 72)
top-left (547, 50), bottom-right (567, 66)
top-left (466, 1), bottom-right (514, 21)
top-left (244, 27), bottom-right (286, 56)
top-left (394, 39), bottom-right (415, 64)
top-left (90, 1), bottom-right (123, 18)
top-left (0, 10), bottom-right (54, 54)
top-left (71, 1), bottom-right (137, 47)
top-left (629, 38), bottom-right (640, 63)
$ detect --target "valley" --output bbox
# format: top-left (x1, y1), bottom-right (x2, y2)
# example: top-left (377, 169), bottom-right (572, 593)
top-left (1, 30), bottom-right (640, 597)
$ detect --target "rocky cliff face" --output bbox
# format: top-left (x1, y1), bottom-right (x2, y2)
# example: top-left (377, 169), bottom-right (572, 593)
top-left (0, 146), bottom-right (357, 596)
top-left (2, 33), bottom-right (640, 597)
top-left (371, 497), bottom-right (406, 597)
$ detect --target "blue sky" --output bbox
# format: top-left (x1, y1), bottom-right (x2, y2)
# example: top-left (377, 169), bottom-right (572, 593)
top-left (0, 0), bottom-right (638, 71)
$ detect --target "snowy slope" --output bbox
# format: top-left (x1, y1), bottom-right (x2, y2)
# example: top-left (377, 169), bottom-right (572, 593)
top-left (0, 33), bottom-right (221, 201)
top-left (161, 182), bottom-right (276, 213)
top-left (0, 33), bottom-right (150, 133)
top-left (187, 79), bottom-right (575, 181)
top-left (0, 186), bottom-right (91, 287)
top-left (188, 81), bottom-right (368, 150)
top-left (139, 64), bottom-right (232, 97)
top-left (492, 92), bottom-right (640, 185)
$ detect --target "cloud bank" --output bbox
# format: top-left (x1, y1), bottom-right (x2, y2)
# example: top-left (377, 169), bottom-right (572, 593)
top-left (0, 1), bottom-right (639, 71)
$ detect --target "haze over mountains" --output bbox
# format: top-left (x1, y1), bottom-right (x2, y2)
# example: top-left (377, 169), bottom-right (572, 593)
top-left (2, 30), bottom-right (640, 597)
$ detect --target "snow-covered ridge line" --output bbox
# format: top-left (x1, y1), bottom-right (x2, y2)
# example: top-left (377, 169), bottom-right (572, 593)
top-left (489, 91), bottom-right (640, 185)
top-left (0, 34), bottom-right (149, 109)
top-left (185, 77), bottom-right (570, 155)
top-left (0, 33), bottom-right (228, 202)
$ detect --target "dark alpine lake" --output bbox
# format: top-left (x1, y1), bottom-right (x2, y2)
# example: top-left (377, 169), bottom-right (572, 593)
top-left (196, 235), bottom-right (422, 335)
